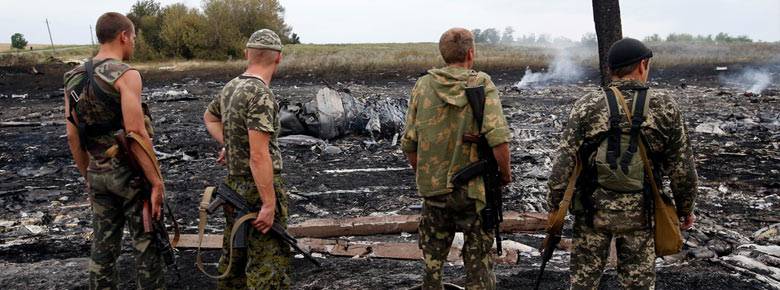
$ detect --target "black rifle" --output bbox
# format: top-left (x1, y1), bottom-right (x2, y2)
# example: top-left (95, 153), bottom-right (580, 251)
top-left (533, 234), bottom-right (560, 290)
top-left (207, 183), bottom-right (322, 267)
top-left (451, 84), bottom-right (504, 255)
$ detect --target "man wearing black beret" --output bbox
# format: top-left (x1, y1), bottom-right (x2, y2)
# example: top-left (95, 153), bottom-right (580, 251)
top-left (547, 37), bottom-right (699, 289)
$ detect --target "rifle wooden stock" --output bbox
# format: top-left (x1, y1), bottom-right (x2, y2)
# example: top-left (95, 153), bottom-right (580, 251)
top-left (142, 200), bottom-right (153, 233)
top-left (536, 156), bottom-right (582, 290)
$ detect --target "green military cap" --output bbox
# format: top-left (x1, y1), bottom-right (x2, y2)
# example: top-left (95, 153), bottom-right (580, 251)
top-left (246, 29), bottom-right (283, 51)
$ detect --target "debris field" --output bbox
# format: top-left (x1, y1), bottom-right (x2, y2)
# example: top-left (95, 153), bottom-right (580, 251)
top-left (0, 64), bottom-right (779, 289)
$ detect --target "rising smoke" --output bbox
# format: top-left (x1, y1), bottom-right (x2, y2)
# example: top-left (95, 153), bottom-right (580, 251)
top-left (514, 49), bottom-right (584, 88)
top-left (720, 68), bottom-right (774, 94)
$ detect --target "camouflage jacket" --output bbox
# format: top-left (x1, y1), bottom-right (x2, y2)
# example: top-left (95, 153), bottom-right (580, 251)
top-left (547, 79), bottom-right (698, 217)
top-left (400, 66), bottom-right (511, 211)
top-left (64, 59), bottom-right (138, 166)
top-left (207, 75), bottom-right (283, 177)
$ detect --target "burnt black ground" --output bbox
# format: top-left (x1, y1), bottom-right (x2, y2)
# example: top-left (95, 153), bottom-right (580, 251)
top-left (1, 64), bottom-right (779, 289)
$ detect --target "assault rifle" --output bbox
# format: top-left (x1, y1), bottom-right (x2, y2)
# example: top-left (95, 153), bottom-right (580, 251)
top-left (451, 81), bottom-right (504, 255)
top-left (207, 183), bottom-right (322, 267)
top-left (534, 156), bottom-right (582, 290)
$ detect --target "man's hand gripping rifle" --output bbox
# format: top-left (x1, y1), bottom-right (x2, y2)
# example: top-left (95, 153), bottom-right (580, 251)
top-left (196, 183), bottom-right (321, 278)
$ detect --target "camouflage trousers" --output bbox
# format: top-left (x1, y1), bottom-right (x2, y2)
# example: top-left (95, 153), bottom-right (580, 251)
top-left (217, 175), bottom-right (291, 290)
top-left (87, 164), bottom-right (165, 290)
top-left (570, 213), bottom-right (656, 290)
top-left (418, 187), bottom-right (496, 290)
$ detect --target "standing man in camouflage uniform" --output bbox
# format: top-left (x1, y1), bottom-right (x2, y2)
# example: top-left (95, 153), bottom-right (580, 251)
top-left (401, 28), bottom-right (512, 290)
top-left (203, 29), bottom-right (291, 290)
top-left (64, 12), bottom-right (166, 289)
top-left (547, 38), bottom-right (698, 290)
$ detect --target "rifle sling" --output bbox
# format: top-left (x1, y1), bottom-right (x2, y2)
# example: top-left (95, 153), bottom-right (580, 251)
top-left (124, 132), bottom-right (179, 249)
top-left (548, 155), bottom-right (582, 233)
top-left (125, 132), bottom-right (163, 180)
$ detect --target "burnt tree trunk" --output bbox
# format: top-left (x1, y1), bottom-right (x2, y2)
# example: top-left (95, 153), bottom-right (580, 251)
top-left (592, 0), bottom-right (623, 86)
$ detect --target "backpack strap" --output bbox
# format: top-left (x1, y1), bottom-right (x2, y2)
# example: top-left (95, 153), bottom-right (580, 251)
top-left (611, 87), bottom-right (650, 173)
top-left (66, 60), bottom-right (89, 127)
top-left (87, 59), bottom-right (125, 135)
top-left (602, 87), bottom-right (622, 170)
top-left (66, 59), bottom-right (94, 149)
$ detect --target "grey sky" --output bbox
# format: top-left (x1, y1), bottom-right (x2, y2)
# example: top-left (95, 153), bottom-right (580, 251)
top-left (1, 0), bottom-right (778, 45)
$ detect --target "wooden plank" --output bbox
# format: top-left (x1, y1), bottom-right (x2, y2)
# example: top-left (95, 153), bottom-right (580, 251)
top-left (176, 235), bottom-right (523, 264)
top-left (288, 214), bottom-right (419, 238)
top-left (173, 233), bottom-right (222, 249)
top-left (288, 211), bottom-right (547, 238)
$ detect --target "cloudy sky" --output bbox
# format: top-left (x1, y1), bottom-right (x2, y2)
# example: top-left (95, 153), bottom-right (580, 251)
top-left (1, 0), bottom-right (778, 45)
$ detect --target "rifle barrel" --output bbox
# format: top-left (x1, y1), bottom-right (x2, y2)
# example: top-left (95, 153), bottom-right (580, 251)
top-left (533, 257), bottom-right (549, 290)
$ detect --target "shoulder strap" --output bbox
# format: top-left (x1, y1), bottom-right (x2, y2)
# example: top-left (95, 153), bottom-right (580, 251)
top-left (89, 59), bottom-right (124, 124)
top-left (66, 60), bottom-right (93, 126)
top-left (611, 87), bottom-right (650, 173)
top-left (66, 59), bottom-right (95, 149)
top-left (464, 72), bottom-right (485, 129)
top-left (603, 87), bottom-right (622, 170)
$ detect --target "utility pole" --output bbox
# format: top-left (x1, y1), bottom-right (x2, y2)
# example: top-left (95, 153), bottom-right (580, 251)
top-left (89, 25), bottom-right (96, 54)
top-left (45, 18), bottom-right (56, 53)
top-left (89, 25), bottom-right (95, 46)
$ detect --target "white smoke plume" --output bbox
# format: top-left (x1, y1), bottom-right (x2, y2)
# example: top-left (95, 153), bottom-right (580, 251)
top-left (720, 68), bottom-right (774, 94)
top-left (514, 49), bottom-right (584, 88)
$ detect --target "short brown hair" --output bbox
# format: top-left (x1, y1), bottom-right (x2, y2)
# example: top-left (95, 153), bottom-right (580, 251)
top-left (439, 28), bottom-right (474, 64)
top-left (609, 60), bottom-right (647, 78)
top-left (96, 12), bottom-right (134, 44)
top-left (247, 48), bottom-right (279, 65)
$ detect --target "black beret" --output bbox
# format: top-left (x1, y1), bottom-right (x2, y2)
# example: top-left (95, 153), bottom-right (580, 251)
top-left (608, 38), bottom-right (653, 70)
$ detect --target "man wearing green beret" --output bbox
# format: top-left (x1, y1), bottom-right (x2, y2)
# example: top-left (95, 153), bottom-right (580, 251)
top-left (203, 28), bottom-right (291, 289)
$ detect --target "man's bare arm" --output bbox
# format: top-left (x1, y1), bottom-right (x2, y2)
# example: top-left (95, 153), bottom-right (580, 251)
top-left (492, 142), bottom-right (511, 185)
top-left (116, 70), bottom-right (165, 219)
top-left (405, 152), bottom-right (418, 171)
top-left (64, 95), bottom-right (89, 178)
top-left (204, 111), bottom-right (224, 145)
top-left (248, 130), bottom-right (276, 233)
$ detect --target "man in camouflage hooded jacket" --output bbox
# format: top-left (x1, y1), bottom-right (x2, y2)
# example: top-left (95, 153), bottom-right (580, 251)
top-left (401, 28), bottom-right (512, 290)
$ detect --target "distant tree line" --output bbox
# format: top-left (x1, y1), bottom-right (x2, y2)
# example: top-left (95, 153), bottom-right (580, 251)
top-left (127, 0), bottom-right (300, 61)
top-left (472, 27), bottom-right (757, 46)
top-left (471, 27), bottom-right (599, 46)
top-left (644, 32), bottom-right (753, 43)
